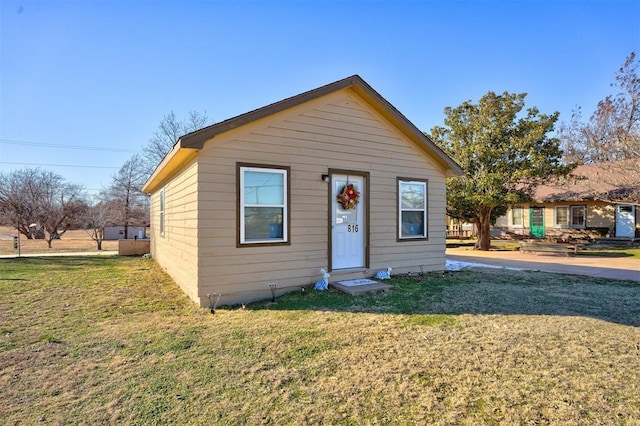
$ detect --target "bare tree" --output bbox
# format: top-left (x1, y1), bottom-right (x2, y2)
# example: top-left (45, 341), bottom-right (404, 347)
top-left (39, 180), bottom-right (86, 248)
top-left (83, 201), bottom-right (111, 250)
top-left (557, 107), bottom-right (589, 164)
top-left (560, 52), bottom-right (640, 163)
top-left (103, 154), bottom-right (149, 239)
top-left (0, 168), bottom-right (86, 247)
top-left (0, 168), bottom-right (39, 237)
top-left (142, 110), bottom-right (210, 177)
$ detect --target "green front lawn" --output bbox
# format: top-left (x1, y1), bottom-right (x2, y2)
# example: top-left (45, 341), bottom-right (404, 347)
top-left (1, 257), bottom-right (639, 424)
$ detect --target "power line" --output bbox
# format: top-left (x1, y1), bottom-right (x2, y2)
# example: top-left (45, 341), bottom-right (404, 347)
top-left (0, 138), bottom-right (139, 153)
top-left (0, 161), bottom-right (120, 169)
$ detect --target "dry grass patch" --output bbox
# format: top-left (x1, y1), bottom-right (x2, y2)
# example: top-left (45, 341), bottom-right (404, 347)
top-left (1, 257), bottom-right (639, 424)
top-left (0, 227), bottom-right (118, 255)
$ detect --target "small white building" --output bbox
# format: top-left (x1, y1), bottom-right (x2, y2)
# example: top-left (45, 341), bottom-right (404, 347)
top-left (103, 226), bottom-right (147, 241)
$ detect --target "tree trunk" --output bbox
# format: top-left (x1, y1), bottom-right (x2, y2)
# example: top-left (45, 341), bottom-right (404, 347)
top-left (96, 239), bottom-right (102, 250)
top-left (474, 208), bottom-right (492, 251)
top-left (17, 224), bottom-right (33, 239)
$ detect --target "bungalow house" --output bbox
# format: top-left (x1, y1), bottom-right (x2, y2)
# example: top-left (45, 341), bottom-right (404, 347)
top-left (142, 75), bottom-right (463, 307)
top-left (493, 161), bottom-right (640, 240)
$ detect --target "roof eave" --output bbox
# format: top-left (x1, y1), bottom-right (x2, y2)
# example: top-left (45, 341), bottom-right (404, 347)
top-left (349, 82), bottom-right (464, 177)
top-left (141, 141), bottom-right (199, 193)
top-left (143, 75), bottom-right (464, 191)
top-left (179, 75), bottom-right (463, 177)
top-left (180, 76), bottom-right (364, 150)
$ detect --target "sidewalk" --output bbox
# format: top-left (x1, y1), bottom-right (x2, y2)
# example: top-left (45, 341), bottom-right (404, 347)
top-left (0, 251), bottom-right (118, 259)
top-left (446, 247), bottom-right (640, 282)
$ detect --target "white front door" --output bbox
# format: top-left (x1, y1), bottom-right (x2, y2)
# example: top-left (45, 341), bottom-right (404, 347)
top-left (331, 174), bottom-right (365, 270)
top-left (615, 204), bottom-right (635, 238)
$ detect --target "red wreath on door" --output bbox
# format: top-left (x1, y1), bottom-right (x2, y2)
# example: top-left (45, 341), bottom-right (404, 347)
top-left (337, 183), bottom-right (360, 210)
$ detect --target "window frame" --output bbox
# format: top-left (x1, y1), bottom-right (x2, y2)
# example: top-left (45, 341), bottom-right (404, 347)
top-left (555, 205), bottom-right (586, 228)
top-left (511, 207), bottom-right (524, 228)
top-left (397, 177), bottom-right (428, 241)
top-left (554, 205), bottom-right (569, 228)
top-left (159, 188), bottom-right (165, 237)
top-left (237, 163), bottom-right (290, 246)
top-left (570, 205), bottom-right (586, 228)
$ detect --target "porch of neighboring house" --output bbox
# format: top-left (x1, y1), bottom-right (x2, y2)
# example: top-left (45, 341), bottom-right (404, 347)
top-left (446, 217), bottom-right (475, 239)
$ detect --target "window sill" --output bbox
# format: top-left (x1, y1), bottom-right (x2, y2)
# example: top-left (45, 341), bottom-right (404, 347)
top-left (238, 240), bottom-right (290, 247)
top-left (397, 236), bottom-right (428, 242)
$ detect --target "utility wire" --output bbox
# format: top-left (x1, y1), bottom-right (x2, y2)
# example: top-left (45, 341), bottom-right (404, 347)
top-left (0, 161), bottom-right (119, 169)
top-left (0, 138), bottom-right (139, 153)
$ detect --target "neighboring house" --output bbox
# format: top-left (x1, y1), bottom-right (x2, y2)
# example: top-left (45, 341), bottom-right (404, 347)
top-left (142, 75), bottom-right (463, 307)
top-left (103, 226), bottom-right (148, 240)
top-left (493, 161), bottom-right (640, 240)
top-left (446, 216), bottom-right (474, 239)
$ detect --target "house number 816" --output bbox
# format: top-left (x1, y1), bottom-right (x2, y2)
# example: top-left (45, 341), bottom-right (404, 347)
top-left (348, 224), bottom-right (359, 233)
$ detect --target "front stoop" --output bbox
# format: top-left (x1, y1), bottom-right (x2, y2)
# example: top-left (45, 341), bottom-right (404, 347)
top-left (332, 279), bottom-right (392, 296)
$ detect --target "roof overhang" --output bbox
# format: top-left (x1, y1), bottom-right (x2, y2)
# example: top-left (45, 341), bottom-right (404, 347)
top-left (142, 75), bottom-right (463, 193)
top-left (141, 142), bottom-right (199, 193)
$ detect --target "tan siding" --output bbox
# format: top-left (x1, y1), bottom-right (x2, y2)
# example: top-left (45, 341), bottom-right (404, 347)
top-left (544, 207), bottom-right (555, 229)
top-left (148, 159), bottom-right (200, 304)
top-left (149, 88), bottom-right (452, 306)
top-left (586, 202), bottom-right (615, 228)
top-left (185, 89), bottom-right (448, 306)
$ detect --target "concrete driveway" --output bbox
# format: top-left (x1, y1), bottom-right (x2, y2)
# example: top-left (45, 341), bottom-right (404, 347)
top-left (446, 247), bottom-right (640, 282)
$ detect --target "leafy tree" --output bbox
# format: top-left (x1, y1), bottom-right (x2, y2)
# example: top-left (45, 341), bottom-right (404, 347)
top-left (0, 168), bottom-right (86, 247)
top-left (102, 154), bottom-right (148, 239)
top-left (430, 91), bottom-right (573, 250)
top-left (559, 52), bottom-right (640, 163)
top-left (142, 110), bottom-right (210, 177)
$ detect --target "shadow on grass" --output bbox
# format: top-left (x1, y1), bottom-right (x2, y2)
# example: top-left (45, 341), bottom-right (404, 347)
top-left (446, 243), bottom-right (520, 251)
top-left (578, 251), bottom-right (636, 258)
top-left (250, 269), bottom-right (640, 328)
top-left (445, 243), bottom-right (476, 248)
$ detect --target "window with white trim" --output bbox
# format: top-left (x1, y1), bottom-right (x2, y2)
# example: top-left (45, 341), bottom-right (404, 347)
top-left (511, 207), bottom-right (524, 227)
top-left (571, 205), bottom-right (586, 227)
top-left (398, 179), bottom-right (427, 239)
top-left (555, 205), bottom-right (586, 228)
top-left (555, 206), bottom-right (569, 227)
top-left (239, 165), bottom-right (288, 244)
top-left (159, 188), bottom-right (165, 236)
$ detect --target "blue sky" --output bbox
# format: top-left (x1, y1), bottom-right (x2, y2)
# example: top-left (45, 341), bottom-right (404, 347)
top-left (1, 0), bottom-right (639, 197)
